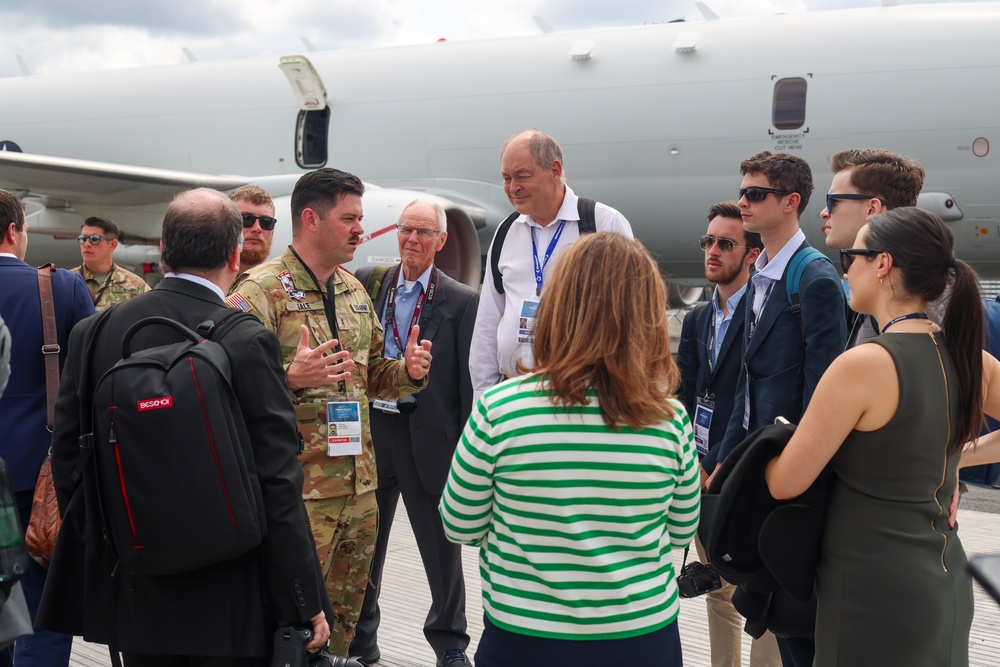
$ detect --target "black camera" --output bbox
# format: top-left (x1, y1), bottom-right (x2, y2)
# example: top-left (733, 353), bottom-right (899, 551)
top-left (396, 394), bottom-right (418, 415)
top-left (676, 560), bottom-right (723, 598)
top-left (271, 626), bottom-right (364, 667)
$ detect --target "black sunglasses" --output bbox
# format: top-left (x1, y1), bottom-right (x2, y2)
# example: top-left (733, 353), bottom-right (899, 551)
top-left (739, 186), bottom-right (793, 202)
top-left (839, 248), bottom-right (884, 273)
top-left (826, 193), bottom-right (889, 212)
top-left (78, 234), bottom-right (112, 245)
top-left (241, 213), bottom-right (278, 231)
top-left (699, 235), bottom-right (744, 252)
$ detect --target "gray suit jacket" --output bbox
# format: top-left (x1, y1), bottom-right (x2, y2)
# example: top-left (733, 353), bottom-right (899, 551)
top-left (354, 265), bottom-right (478, 494)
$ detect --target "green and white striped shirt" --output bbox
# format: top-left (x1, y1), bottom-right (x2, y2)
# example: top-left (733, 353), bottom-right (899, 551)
top-left (440, 375), bottom-right (700, 641)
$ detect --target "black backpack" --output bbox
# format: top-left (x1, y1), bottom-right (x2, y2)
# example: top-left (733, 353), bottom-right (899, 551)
top-left (89, 309), bottom-right (265, 576)
top-left (490, 197), bottom-right (597, 295)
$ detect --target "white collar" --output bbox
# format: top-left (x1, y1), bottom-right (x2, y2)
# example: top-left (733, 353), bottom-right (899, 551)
top-left (163, 272), bottom-right (226, 302)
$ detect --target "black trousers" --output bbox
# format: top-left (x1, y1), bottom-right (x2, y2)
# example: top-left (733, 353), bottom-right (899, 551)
top-left (351, 414), bottom-right (468, 655)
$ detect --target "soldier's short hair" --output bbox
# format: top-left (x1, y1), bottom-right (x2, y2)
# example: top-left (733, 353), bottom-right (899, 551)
top-left (291, 169), bottom-right (365, 225)
top-left (230, 185), bottom-right (275, 212)
top-left (82, 216), bottom-right (120, 239)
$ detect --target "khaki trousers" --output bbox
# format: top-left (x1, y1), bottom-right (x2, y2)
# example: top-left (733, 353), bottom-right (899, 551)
top-left (695, 534), bottom-right (781, 667)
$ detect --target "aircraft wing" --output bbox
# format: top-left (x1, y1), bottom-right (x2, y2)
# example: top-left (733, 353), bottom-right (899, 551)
top-left (0, 150), bottom-right (247, 207)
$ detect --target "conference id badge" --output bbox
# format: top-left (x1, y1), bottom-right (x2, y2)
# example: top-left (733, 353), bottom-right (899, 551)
top-left (516, 300), bottom-right (539, 344)
top-left (371, 399), bottom-right (400, 414)
top-left (326, 401), bottom-right (363, 456)
top-left (693, 398), bottom-right (714, 457)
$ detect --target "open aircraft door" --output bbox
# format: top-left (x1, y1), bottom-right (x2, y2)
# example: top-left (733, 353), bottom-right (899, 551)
top-left (279, 55), bottom-right (330, 169)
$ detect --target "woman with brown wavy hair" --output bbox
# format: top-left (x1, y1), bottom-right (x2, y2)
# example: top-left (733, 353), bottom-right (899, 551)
top-left (440, 232), bottom-right (699, 667)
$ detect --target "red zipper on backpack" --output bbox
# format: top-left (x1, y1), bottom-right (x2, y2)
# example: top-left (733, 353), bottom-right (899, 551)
top-left (109, 407), bottom-right (142, 549)
top-left (188, 357), bottom-right (242, 542)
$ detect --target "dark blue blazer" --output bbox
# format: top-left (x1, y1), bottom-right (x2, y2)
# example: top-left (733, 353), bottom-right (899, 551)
top-left (676, 293), bottom-right (748, 471)
top-left (0, 256), bottom-right (93, 492)
top-left (715, 241), bottom-right (847, 463)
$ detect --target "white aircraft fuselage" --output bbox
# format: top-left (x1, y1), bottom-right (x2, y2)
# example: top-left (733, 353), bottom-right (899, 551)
top-left (2, 3), bottom-right (999, 297)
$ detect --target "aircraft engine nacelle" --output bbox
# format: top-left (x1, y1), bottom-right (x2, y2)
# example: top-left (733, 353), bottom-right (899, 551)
top-left (265, 188), bottom-right (482, 288)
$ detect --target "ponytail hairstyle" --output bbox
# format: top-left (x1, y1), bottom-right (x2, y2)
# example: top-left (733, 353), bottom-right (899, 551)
top-left (865, 207), bottom-right (983, 449)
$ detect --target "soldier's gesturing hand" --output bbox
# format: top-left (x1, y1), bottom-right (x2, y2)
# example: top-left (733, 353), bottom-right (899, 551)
top-left (404, 324), bottom-right (433, 381)
top-left (286, 325), bottom-right (354, 391)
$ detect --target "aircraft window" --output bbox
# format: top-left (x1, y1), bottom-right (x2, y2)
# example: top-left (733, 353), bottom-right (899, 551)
top-left (295, 106), bottom-right (330, 169)
top-left (772, 78), bottom-right (807, 130)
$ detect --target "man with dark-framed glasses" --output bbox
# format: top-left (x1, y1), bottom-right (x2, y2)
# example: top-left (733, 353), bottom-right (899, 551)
top-left (71, 216), bottom-right (149, 312)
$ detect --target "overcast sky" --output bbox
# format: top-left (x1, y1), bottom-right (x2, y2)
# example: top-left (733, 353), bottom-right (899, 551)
top-left (0, 0), bottom-right (987, 78)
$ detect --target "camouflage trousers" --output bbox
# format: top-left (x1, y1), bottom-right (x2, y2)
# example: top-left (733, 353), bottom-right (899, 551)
top-left (305, 490), bottom-right (379, 655)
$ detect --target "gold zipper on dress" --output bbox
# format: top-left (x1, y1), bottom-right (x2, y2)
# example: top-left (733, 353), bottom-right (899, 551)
top-left (929, 332), bottom-right (950, 573)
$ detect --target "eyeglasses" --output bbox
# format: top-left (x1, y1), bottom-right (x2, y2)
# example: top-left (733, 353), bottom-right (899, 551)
top-left (397, 225), bottom-right (441, 239)
top-left (699, 235), bottom-right (745, 252)
top-left (739, 186), bottom-right (794, 202)
top-left (826, 193), bottom-right (888, 212)
top-left (241, 213), bottom-right (278, 231)
top-left (78, 234), bottom-right (113, 245)
top-left (839, 248), bottom-right (884, 273)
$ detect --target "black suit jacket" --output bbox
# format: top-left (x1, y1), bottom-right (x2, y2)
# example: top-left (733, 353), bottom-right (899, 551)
top-left (676, 293), bottom-right (748, 471)
top-left (37, 277), bottom-right (330, 657)
top-left (354, 265), bottom-right (478, 494)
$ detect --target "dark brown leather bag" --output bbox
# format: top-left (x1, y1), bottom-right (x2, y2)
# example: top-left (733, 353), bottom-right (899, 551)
top-left (24, 265), bottom-right (61, 568)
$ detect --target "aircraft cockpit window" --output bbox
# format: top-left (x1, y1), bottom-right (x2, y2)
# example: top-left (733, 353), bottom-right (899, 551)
top-left (295, 106), bottom-right (330, 169)
top-left (772, 77), bottom-right (807, 130)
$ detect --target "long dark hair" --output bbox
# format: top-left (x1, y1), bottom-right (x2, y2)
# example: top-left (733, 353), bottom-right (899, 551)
top-left (865, 207), bottom-right (983, 450)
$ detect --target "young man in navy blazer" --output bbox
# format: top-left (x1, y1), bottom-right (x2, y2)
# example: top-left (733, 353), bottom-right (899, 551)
top-left (677, 202), bottom-right (779, 667)
top-left (711, 152), bottom-right (848, 667)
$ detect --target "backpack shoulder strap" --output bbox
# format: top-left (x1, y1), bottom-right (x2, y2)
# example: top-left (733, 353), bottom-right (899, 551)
top-left (785, 246), bottom-right (833, 330)
top-left (363, 265), bottom-right (392, 302)
top-left (491, 198), bottom-right (595, 295)
top-left (199, 307), bottom-right (257, 341)
top-left (490, 211), bottom-right (520, 296)
top-left (576, 197), bottom-right (597, 234)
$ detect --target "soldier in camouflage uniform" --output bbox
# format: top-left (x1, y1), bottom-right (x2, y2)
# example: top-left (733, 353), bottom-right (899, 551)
top-left (228, 168), bottom-right (433, 657)
top-left (71, 216), bottom-right (149, 312)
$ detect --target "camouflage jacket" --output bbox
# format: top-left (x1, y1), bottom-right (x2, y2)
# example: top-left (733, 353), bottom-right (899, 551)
top-left (72, 263), bottom-right (150, 313)
top-left (229, 248), bottom-right (425, 499)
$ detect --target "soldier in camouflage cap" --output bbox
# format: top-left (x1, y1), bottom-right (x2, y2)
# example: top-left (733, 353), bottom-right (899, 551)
top-left (72, 216), bottom-right (150, 312)
top-left (229, 168), bottom-right (433, 656)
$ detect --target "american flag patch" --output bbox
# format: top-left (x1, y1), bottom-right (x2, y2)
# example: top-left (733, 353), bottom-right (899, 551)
top-left (226, 292), bottom-right (253, 312)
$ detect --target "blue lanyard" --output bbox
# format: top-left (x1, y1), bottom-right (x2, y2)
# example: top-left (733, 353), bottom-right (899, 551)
top-left (530, 219), bottom-right (566, 296)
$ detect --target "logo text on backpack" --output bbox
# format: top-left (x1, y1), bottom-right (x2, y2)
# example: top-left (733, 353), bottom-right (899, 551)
top-left (137, 397), bottom-right (173, 411)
